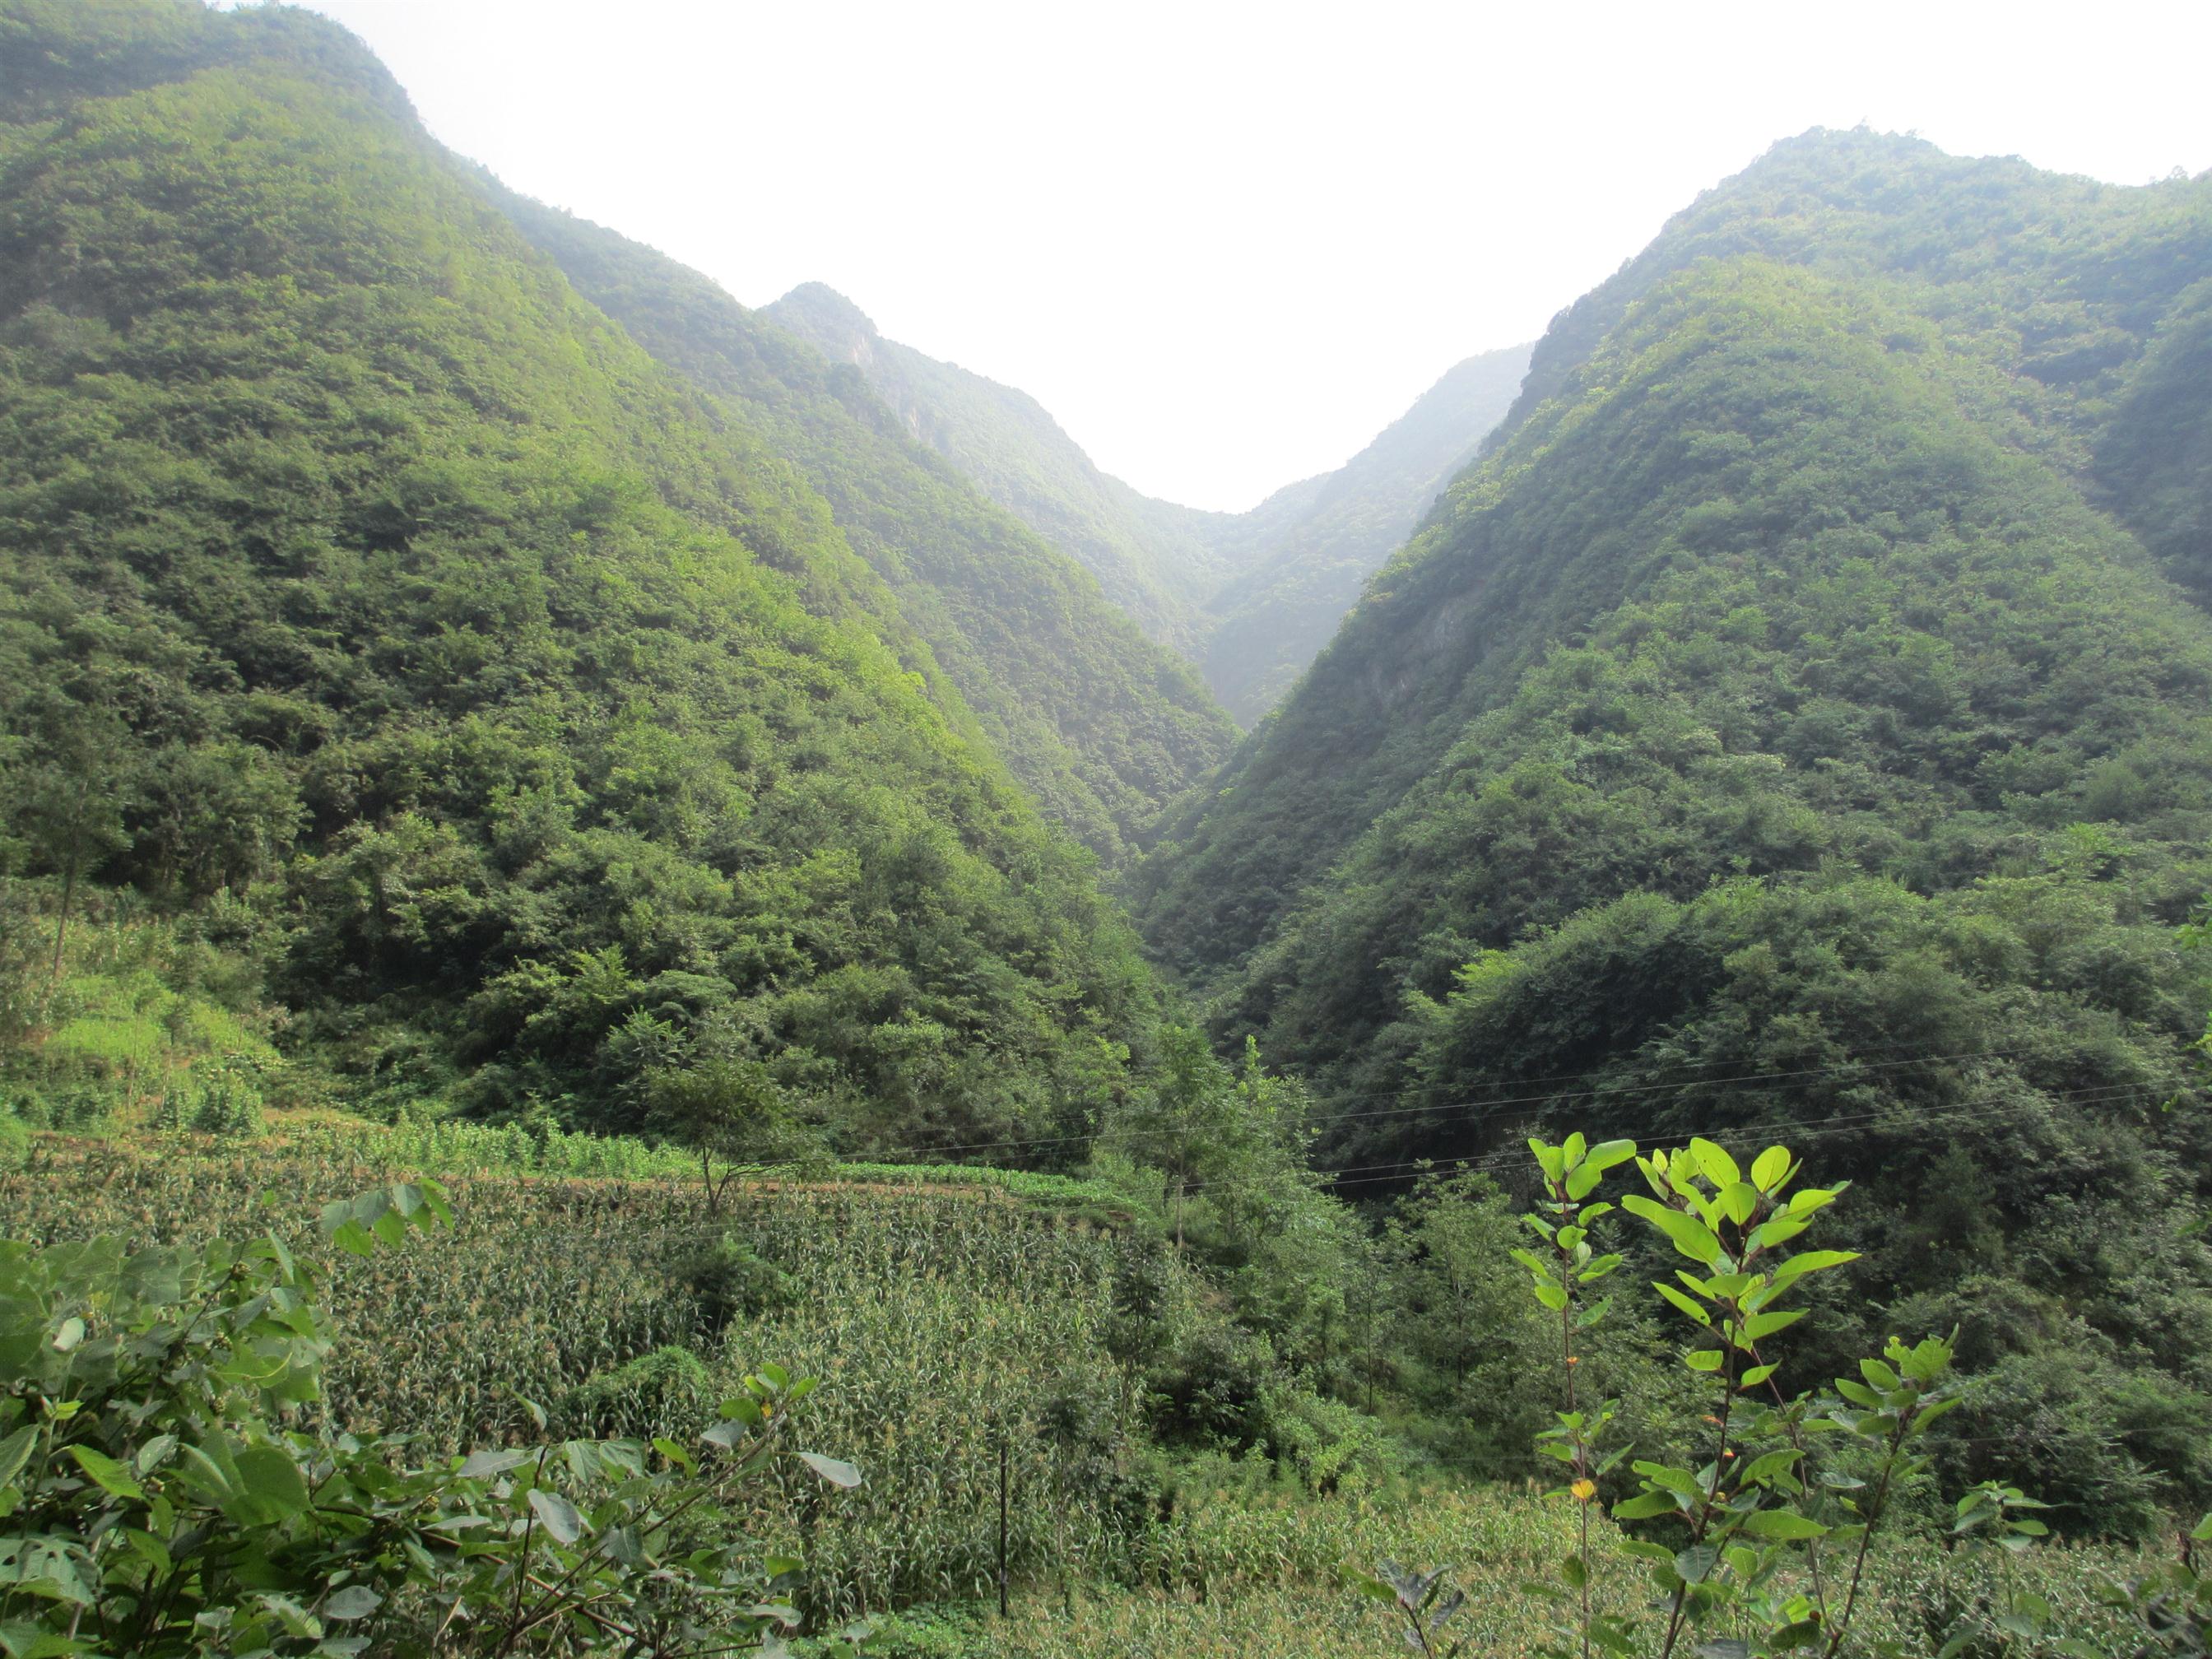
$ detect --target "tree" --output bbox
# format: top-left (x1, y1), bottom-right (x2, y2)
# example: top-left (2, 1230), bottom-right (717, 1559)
top-left (1102, 1026), bottom-right (1272, 1250)
top-left (131, 740), bottom-right (302, 898)
top-left (648, 1053), bottom-right (796, 1213)
top-left (7, 724), bottom-right (134, 981)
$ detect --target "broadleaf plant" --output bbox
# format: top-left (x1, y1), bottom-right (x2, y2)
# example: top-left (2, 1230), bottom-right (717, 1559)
top-left (1462, 1134), bottom-right (2042, 1659)
top-left (0, 1183), bottom-right (867, 1657)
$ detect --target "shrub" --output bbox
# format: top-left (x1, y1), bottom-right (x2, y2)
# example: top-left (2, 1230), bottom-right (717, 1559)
top-left (1366, 1133), bottom-right (2075, 1659)
top-left (562, 1343), bottom-right (714, 1438)
top-left (679, 1234), bottom-right (802, 1334)
top-left (0, 1180), bottom-right (866, 1656)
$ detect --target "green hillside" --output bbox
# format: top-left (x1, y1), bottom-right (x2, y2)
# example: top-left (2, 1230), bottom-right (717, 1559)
top-left (1136, 136), bottom-right (2212, 1512)
top-left (1141, 132), bottom-right (2212, 974)
top-left (489, 197), bottom-right (1234, 863)
top-left (763, 286), bottom-right (1529, 724)
top-left (1507, 128), bottom-right (2212, 606)
top-left (1201, 343), bottom-right (1531, 723)
top-left (0, 0), bottom-right (1164, 1146)
top-left (765, 282), bottom-right (1231, 653)
top-left (5, 10), bottom-right (2212, 1644)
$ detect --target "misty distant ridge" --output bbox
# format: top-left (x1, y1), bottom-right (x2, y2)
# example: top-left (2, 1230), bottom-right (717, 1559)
top-left (767, 280), bottom-right (1533, 722)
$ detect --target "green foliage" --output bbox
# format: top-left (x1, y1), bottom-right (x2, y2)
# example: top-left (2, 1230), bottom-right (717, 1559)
top-left (2090, 1513), bottom-right (2212, 1657)
top-left (0, 894), bottom-right (282, 1132)
top-left (1351, 1559), bottom-right (1468, 1657)
top-left (0, 0), bottom-right (1169, 1148)
top-left (677, 1237), bottom-right (802, 1334)
top-left (1136, 132), bottom-right (2212, 1522)
top-left (0, 1137), bottom-right (1186, 1622)
top-left (562, 1345), bottom-right (713, 1439)
top-left (0, 1179), bottom-right (864, 1657)
top-left (493, 198), bottom-right (1235, 864)
top-left (154, 1058), bottom-right (265, 1138)
top-left (935, 1485), bottom-right (2148, 1659)
top-left (1457, 1131), bottom-right (2198, 1659)
top-left (1369, 1170), bottom-right (1570, 1472)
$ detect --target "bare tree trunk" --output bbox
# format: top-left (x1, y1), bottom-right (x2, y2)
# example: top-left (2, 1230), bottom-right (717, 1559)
top-left (50, 846), bottom-right (77, 985)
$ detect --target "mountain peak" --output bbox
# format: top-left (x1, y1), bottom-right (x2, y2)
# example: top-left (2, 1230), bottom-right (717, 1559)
top-left (768, 281), bottom-right (879, 365)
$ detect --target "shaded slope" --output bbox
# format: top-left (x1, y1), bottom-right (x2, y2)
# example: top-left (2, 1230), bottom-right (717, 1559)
top-left (1196, 259), bottom-right (2212, 1078)
top-left (2098, 274), bottom-right (2212, 604)
top-left (1200, 343), bottom-right (1531, 723)
top-left (1141, 132), bottom-right (2212, 977)
top-left (489, 193), bottom-right (1236, 863)
top-left (765, 282), bottom-right (1225, 652)
top-left (765, 282), bottom-right (1530, 723)
top-left (0, 0), bottom-right (1161, 1144)
top-left (1134, 185), bottom-right (2212, 1516)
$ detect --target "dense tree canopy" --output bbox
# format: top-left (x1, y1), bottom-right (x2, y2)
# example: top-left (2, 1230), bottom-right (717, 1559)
top-left (490, 193), bottom-right (1235, 865)
top-left (1136, 137), bottom-right (2212, 1516)
top-left (0, 0), bottom-right (1165, 1145)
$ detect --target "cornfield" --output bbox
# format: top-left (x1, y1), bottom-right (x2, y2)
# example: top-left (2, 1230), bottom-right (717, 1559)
top-left (891, 1482), bottom-right (2153, 1658)
top-left (1, 1136), bottom-right (1166, 1620)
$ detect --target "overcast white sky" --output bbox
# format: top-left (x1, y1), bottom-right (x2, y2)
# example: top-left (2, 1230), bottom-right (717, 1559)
top-left (293, 0), bottom-right (2212, 512)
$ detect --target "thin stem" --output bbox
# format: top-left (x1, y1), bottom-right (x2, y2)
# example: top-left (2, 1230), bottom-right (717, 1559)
top-left (1550, 1174), bottom-right (1594, 1659)
top-left (1660, 1305), bottom-right (1743, 1659)
top-left (495, 1447), bottom-right (551, 1657)
top-left (1751, 1347), bottom-right (1829, 1614)
top-left (51, 839), bottom-right (77, 985)
top-left (1819, 1407), bottom-right (1912, 1659)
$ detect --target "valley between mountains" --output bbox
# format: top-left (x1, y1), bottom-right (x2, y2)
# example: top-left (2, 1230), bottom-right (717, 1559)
top-left (3, 4), bottom-right (2210, 1655)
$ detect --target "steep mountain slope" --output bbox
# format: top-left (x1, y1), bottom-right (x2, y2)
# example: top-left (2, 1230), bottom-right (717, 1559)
top-left (1135, 132), bottom-right (2212, 1516)
top-left (763, 286), bottom-right (1530, 723)
top-left (1500, 128), bottom-right (2212, 607)
top-left (2098, 273), bottom-right (2212, 603)
top-left (765, 282), bottom-right (1228, 652)
top-left (1186, 255), bottom-right (2212, 1068)
top-left (1200, 344), bottom-right (1531, 723)
top-left (487, 193), bottom-right (1235, 864)
top-left (0, 0), bottom-right (1163, 1146)
top-left (1142, 132), bottom-right (2212, 978)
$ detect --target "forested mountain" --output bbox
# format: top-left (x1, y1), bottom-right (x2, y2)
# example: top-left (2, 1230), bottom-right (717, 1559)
top-left (0, 0), bottom-right (1169, 1145)
top-left (1200, 344), bottom-right (1531, 723)
top-left (764, 284), bottom-right (1530, 722)
top-left (764, 282), bottom-right (1233, 653)
top-left (485, 193), bottom-right (1234, 865)
top-left (1136, 130), bottom-right (2212, 1509)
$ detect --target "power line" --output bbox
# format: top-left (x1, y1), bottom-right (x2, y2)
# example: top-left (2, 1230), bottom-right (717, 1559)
top-left (255, 1073), bottom-right (2177, 1241)
top-left (817, 1038), bottom-right (2175, 1169)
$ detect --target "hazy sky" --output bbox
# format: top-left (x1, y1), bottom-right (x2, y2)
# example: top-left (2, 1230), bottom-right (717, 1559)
top-left (295, 0), bottom-right (2212, 512)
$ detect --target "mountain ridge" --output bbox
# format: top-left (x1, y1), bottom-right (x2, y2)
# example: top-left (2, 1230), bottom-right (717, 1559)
top-left (0, 0), bottom-right (1169, 1148)
top-left (1127, 137), bottom-right (2212, 1509)
top-left (767, 281), bottom-right (1530, 721)
top-left (485, 197), bottom-right (1237, 865)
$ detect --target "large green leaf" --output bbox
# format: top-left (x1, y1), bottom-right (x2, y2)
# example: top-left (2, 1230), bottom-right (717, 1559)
top-left (1623, 1196), bottom-right (1722, 1266)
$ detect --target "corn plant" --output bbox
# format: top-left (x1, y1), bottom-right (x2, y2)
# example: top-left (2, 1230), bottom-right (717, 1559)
top-left (0, 1179), bottom-right (867, 1657)
top-left (0, 1139), bottom-right (1162, 1624)
top-left (2084, 1512), bottom-right (2212, 1657)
